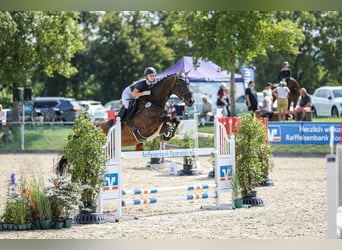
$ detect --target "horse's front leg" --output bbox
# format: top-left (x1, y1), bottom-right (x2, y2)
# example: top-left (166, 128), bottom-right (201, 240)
top-left (160, 116), bottom-right (180, 141)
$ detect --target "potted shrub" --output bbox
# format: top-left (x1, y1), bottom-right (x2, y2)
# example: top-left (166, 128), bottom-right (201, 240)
top-left (27, 177), bottom-right (53, 229)
top-left (171, 130), bottom-right (197, 175)
top-left (2, 174), bottom-right (32, 230)
top-left (47, 176), bottom-right (81, 229)
top-left (143, 136), bottom-right (162, 166)
top-left (63, 113), bottom-right (107, 214)
top-left (234, 112), bottom-right (274, 206)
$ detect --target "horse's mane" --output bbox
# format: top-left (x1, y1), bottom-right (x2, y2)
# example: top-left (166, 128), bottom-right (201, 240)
top-left (156, 73), bottom-right (178, 83)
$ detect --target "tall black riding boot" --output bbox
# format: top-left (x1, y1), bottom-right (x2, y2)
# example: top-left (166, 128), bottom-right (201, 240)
top-left (117, 107), bottom-right (127, 120)
top-left (125, 101), bottom-right (135, 122)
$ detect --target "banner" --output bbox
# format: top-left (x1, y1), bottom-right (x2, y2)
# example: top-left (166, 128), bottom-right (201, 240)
top-left (239, 66), bottom-right (255, 89)
top-left (268, 122), bottom-right (342, 145)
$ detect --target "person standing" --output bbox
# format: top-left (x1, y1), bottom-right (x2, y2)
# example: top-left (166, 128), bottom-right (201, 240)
top-left (265, 82), bottom-right (274, 103)
top-left (245, 80), bottom-right (258, 113)
top-left (224, 88), bottom-right (231, 117)
top-left (273, 80), bottom-right (290, 121)
top-left (0, 104), bottom-right (6, 132)
top-left (261, 90), bottom-right (273, 119)
top-left (216, 83), bottom-right (229, 117)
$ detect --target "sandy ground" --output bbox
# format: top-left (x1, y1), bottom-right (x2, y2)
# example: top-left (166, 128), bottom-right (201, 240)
top-left (0, 153), bottom-right (327, 239)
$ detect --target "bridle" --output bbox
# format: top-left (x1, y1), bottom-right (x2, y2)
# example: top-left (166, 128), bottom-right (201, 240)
top-left (173, 74), bottom-right (192, 103)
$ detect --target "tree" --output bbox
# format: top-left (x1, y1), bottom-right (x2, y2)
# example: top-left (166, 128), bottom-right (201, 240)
top-left (253, 11), bottom-right (342, 94)
top-left (0, 11), bottom-right (84, 119)
top-left (28, 11), bottom-right (191, 103)
top-left (86, 11), bottom-right (176, 102)
top-left (174, 11), bottom-right (304, 115)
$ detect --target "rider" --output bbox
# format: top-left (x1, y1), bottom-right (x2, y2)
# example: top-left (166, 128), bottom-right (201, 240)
top-left (278, 61), bottom-right (292, 83)
top-left (118, 67), bottom-right (157, 122)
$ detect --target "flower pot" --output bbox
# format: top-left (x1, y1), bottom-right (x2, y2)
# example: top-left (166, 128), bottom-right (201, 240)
top-left (150, 157), bottom-right (160, 164)
top-left (39, 219), bottom-right (52, 229)
top-left (54, 222), bottom-right (64, 230)
top-left (234, 198), bottom-right (243, 208)
top-left (63, 218), bottom-right (73, 228)
top-left (33, 219), bottom-right (40, 229)
top-left (17, 224), bottom-right (27, 231)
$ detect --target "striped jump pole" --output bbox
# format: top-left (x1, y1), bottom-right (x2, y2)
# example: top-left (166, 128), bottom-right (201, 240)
top-left (122, 183), bottom-right (216, 195)
top-left (123, 193), bottom-right (217, 206)
top-left (99, 117), bottom-right (236, 221)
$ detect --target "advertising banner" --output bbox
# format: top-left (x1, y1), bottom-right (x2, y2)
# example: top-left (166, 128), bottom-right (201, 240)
top-left (268, 122), bottom-right (342, 145)
top-left (240, 66), bottom-right (255, 89)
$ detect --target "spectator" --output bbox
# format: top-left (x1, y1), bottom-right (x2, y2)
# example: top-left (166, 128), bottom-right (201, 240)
top-left (216, 83), bottom-right (229, 117)
top-left (224, 88), bottom-right (231, 117)
top-left (265, 82), bottom-right (274, 103)
top-left (261, 90), bottom-right (273, 119)
top-left (294, 88), bottom-right (311, 121)
top-left (83, 103), bottom-right (94, 123)
top-left (273, 80), bottom-right (290, 122)
top-left (199, 95), bottom-right (213, 125)
top-left (0, 104), bottom-right (6, 132)
top-left (245, 80), bottom-right (258, 113)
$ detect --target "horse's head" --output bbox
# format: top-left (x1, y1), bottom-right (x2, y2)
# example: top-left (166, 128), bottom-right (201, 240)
top-left (171, 73), bottom-right (194, 107)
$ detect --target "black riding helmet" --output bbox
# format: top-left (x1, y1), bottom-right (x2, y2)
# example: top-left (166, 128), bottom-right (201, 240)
top-left (144, 67), bottom-right (157, 75)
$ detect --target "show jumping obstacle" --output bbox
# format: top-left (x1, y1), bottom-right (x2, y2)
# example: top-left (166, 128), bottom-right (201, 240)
top-left (98, 117), bottom-right (237, 221)
top-left (327, 127), bottom-right (342, 239)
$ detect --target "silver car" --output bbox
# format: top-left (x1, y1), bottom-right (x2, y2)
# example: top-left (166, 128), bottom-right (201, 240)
top-left (311, 86), bottom-right (342, 117)
top-left (78, 100), bottom-right (108, 123)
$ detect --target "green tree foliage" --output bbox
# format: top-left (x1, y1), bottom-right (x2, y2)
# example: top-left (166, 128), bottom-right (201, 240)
top-left (254, 11), bottom-right (342, 94)
top-left (174, 11), bottom-right (304, 115)
top-left (89, 11), bottom-right (176, 101)
top-left (0, 11), bottom-right (84, 87)
top-left (6, 10), bottom-right (342, 107)
top-left (38, 11), bottom-right (183, 102)
top-left (0, 11), bottom-right (84, 118)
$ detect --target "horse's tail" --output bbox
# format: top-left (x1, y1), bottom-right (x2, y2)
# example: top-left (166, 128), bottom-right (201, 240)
top-left (55, 155), bottom-right (68, 176)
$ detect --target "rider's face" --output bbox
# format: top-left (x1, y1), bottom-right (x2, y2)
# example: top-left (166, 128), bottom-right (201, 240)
top-left (146, 74), bottom-right (156, 84)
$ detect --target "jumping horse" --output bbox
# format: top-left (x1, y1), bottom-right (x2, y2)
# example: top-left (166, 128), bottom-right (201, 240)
top-left (97, 72), bottom-right (194, 146)
top-left (56, 73), bottom-right (194, 175)
top-left (272, 77), bottom-right (301, 110)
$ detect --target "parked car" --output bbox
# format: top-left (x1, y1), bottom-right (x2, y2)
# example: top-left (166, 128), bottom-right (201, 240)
top-left (78, 100), bottom-right (108, 123)
top-left (311, 86), bottom-right (342, 117)
top-left (104, 100), bottom-right (122, 114)
top-left (5, 104), bottom-right (33, 122)
top-left (31, 97), bottom-right (81, 122)
top-left (235, 95), bottom-right (248, 115)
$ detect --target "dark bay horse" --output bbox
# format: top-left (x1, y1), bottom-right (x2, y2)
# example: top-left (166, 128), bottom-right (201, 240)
top-left (96, 73), bottom-right (194, 146)
top-left (272, 77), bottom-right (301, 110)
top-left (56, 73), bottom-right (194, 175)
